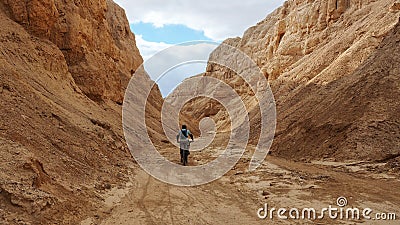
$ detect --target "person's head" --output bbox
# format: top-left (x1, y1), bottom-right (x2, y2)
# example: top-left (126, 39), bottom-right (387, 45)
top-left (181, 124), bottom-right (187, 130)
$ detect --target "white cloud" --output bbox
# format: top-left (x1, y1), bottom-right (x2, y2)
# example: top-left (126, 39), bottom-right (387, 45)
top-left (142, 41), bottom-right (219, 96)
top-left (115, 0), bottom-right (286, 41)
top-left (120, 1), bottom-right (286, 96)
top-left (135, 35), bottom-right (172, 61)
top-left (134, 35), bottom-right (219, 96)
top-left (158, 62), bottom-right (207, 97)
top-left (144, 42), bottom-right (218, 80)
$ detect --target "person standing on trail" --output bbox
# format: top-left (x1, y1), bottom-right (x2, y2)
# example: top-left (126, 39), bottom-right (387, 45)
top-left (176, 124), bottom-right (194, 166)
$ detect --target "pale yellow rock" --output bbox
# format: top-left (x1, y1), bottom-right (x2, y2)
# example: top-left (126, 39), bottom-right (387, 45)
top-left (179, 0), bottom-right (400, 162)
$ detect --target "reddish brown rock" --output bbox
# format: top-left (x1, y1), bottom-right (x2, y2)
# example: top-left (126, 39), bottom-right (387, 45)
top-left (0, 0), bottom-right (151, 223)
top-left (2, 0), bottom-right (143, 103)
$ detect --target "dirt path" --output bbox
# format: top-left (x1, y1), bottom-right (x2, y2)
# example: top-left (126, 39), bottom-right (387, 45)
top-left (88, 169), bottom-right (258, 225)
top-left (82, 136), bottom-right (400, 225)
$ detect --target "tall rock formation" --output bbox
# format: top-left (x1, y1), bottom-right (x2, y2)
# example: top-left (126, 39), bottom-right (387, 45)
top-left (181, 0), bottom-right (400, 162)
top-left (0, 0), bottom-right (164, 223)
top-left (1, 0), bottom-right (143, 103)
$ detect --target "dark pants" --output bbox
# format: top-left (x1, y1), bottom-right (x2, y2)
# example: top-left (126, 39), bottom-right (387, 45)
top-left (180, 148), bottom-right (190, 166)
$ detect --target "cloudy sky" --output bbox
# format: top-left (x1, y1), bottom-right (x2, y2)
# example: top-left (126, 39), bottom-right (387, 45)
top-left (114, 0), bottom-right (285, 96)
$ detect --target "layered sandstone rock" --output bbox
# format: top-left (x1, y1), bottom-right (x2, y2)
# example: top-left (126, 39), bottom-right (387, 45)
top-left (1, 0), bottom-right (143, 103)
top-left (181, 0), bottom-right (400, 162)
top-left (0, 0), bottom-right (157, 223)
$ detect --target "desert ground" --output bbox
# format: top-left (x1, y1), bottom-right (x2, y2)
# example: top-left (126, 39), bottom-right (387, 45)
top-left (85, 134), bottom-right (400, 225)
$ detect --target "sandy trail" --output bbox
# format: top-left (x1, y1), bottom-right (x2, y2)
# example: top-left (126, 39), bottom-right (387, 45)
top-left (83, 136), bottom-right (400, 225)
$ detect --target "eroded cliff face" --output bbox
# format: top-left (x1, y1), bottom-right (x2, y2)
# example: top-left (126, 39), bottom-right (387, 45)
top-left (2, 0), bottom-right (143, 103)
top-left (181, 0), bottom-right (400, 161)
top-left (0, 0), bottom-right (160, 223)
top-left (209, 0), bottom-right (399, 86)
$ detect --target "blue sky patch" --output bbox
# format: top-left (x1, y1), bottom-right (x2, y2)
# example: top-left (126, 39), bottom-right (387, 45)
top-left (131, 22), bottom-right (213, 44)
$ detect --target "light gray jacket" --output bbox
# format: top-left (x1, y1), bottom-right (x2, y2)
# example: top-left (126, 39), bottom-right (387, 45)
top-left (177, 129), bottom-right (192, 150)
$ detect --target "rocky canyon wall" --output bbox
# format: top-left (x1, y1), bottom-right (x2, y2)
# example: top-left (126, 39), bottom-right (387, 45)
top-left (181, 0), bottom-right (400, 162)
top-left (2, 0), bottom-right (143, 103)
top-left (0, 0), bottom-right (164, 223)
